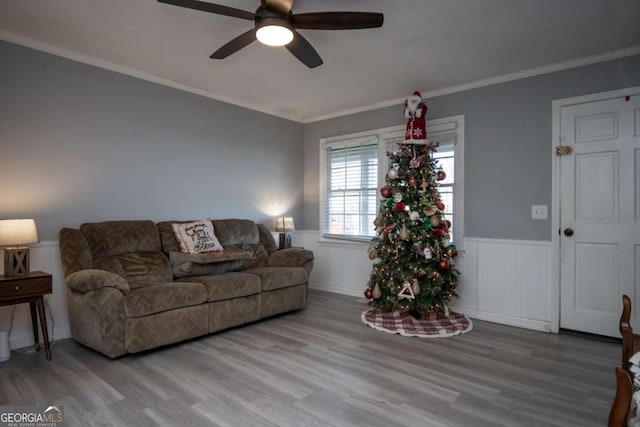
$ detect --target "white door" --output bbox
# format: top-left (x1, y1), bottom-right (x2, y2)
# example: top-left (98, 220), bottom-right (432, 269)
top-left (560, 91), bottom-right (640, 337)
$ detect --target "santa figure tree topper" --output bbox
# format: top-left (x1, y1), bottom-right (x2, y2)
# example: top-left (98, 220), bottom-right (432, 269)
top-left (404, 91), bottom-right (428, 144)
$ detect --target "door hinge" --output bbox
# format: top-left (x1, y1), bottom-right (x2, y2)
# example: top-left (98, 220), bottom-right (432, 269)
top-left (556, 145), bottom-right (573, 156)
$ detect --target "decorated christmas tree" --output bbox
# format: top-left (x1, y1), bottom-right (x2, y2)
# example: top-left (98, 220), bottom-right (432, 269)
top-left (364, 92), bottom-right (459, 315)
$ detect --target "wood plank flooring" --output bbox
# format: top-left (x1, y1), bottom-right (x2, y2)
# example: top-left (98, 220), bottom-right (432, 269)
top-left (0, 290), bottom-right (620, 426)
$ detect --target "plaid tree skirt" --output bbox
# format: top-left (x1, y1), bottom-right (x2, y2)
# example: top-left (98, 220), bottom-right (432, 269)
top-left (361, 308), bottom-right (473, 338)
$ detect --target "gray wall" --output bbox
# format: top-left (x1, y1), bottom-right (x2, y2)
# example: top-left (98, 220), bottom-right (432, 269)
top-left (0, 41), bottom-right (304, 241)
top-left (303, 54), bottom-right (640, 241)
top-left (3, 39), bottom-right (639, 243)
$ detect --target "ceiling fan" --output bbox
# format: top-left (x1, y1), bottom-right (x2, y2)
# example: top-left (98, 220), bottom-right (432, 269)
top-left (157, 0), bottom-right (384, 68)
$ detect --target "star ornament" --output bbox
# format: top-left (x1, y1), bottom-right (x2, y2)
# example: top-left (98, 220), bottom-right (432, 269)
top-left (397, 281), bottom-right (415, 300)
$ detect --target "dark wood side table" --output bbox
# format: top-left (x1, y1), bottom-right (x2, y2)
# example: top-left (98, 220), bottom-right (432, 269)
top-left (0, 271), bottom-right (52, 360)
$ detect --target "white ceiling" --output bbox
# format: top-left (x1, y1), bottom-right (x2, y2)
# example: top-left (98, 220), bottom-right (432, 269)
top-left (1, 0), bottom-right (639, 122)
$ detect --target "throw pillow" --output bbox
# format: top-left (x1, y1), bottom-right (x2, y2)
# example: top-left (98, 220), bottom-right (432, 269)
top-left (172, 220), bottom-right (224, 254)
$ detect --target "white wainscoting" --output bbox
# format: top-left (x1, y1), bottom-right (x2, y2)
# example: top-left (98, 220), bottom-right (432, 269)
top-left (294, 231), bottom-right (553, 332)
top-left (294, 231), bottom-right (375, 298)
top-left (0, 234), bottom-right (554, 351)
top-left (0, 242), bottom-right (71, 350)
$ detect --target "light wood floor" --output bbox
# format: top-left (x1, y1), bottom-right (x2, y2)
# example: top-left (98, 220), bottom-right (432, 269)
top-left (0, 290), bottom-right (619, 426)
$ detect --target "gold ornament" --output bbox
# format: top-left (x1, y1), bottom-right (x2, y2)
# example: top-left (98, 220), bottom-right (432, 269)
top-left (372, 283), bottom-right (382, 299)
top-left (425, 206), bottom-right (437, 216)
top-left (373, 216), bottom-right (383, 227)
top-left (368, 248), bottom-right (377, 260)
top-left (399, 224), bottom-right (410, 240)
top-left (411, 279), bottom-right (420, 296)
top-left (430, 215), bottom-right (440, 227)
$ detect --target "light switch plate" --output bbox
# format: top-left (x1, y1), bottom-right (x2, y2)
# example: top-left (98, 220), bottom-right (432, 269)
top-left (531, 205), bottom-right (548, 220)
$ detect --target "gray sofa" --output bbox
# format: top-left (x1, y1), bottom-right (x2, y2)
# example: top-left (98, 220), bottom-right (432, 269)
top-left (59, 219), bottom-right (313, 358)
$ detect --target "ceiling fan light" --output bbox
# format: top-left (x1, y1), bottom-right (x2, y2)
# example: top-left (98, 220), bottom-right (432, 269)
top-left (256, 25), bottom-right (293, 46)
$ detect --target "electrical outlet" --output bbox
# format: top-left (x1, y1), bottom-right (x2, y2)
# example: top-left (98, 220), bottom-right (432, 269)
top-left (531, 205), bottom-right (548, 220)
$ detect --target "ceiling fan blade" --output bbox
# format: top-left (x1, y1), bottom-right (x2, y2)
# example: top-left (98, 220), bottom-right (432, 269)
top-left (286, 31), bottom-right (323, 69)
top-left (293, 12), bottom-right (384, 30)
top-left (265, 0), bottom-right (294, 14)
top-left (210, 29), bottom-right (257, 59)
top-left (158, 0), bottom-right (254, 21)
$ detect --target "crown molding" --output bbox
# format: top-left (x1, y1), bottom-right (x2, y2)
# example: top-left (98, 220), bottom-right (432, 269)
top-left (0, 31), bottom-right (304, 123)
top-left (2, 31), bottom-right (639, 125)
top-left (303, 44), bottom-right (640, 123)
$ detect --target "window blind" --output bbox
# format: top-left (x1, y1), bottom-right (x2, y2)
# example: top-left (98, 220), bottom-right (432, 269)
top-left (323, 142), bottom-right (378, 238)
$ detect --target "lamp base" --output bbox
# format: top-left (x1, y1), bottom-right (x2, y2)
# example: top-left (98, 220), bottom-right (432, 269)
top-left (3, 247), bottom-right (30, 276)
top-left (278, 232), bottom-right (292, 250)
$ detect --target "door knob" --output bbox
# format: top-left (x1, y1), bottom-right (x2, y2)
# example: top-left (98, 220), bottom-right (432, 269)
top-left (564, 228), bottom-right (574, 237)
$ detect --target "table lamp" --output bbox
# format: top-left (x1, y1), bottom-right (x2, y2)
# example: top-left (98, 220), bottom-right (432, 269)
top-left (275, 217), bottom-right (294, 249)
top-left (0, 219), bottom-right (39, 276)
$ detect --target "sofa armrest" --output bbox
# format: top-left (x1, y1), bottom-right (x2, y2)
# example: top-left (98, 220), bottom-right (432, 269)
top-left (268, 248), bottom-right (314, 268)
top-left (66, 269), bottom-right (130, 295)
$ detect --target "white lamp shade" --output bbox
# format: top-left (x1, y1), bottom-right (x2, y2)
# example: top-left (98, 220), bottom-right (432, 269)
top-left (0, 219), bottom-right (39, 246)
top-left (276, 217), bottom-right (295, 232)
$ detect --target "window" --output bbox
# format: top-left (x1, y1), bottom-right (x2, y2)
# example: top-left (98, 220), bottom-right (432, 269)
top-left (320, 115), bottom-right (464, 246)
top-left (320, 136), bottom-right (380, 239)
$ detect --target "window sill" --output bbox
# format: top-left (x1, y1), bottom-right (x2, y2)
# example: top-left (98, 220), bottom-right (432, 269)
top-left (318, 234), bottom-right (372, 249)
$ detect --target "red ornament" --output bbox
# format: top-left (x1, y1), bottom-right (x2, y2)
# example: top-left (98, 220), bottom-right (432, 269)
top-left (436, 202), bottom-right (445, 211)
top-left (380, 187), bottom-right (392, 199)
top-left (437, 171), bottom-right (446, 181)
top-left (382, 224), bottom-right (395, 237)
top-left (395, 202), bottom-right (406, 212)
top-left (364, 288), bottom-right (373, 299)
top-left (433, 228), bottom-right (444, 239)
top-left (417, 269), bottom-right (426, 278)
top-left (452, 251), bottom-right (459, 258)
top-left (438, 259), bottom-right (449, 270)
top-left (445, 220), bottom-right (452, 229)
top-left (408, 177), bottom-right (417, 186)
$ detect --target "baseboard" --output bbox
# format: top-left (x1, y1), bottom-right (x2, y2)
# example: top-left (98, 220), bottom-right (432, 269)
top-left (309, 283), bottom-right (363, 298)
top-left (449, 305), bottom-right (551, 333)
top-left (9, 327), bottom-right (71, 350)
top-left (310, 284), bottom-right (552, 333)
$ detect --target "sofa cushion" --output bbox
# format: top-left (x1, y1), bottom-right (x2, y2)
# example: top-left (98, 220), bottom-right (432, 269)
top-left (59, 228), bottom-right (92, 277)
top-left (159, 219), bottom-right (270, 270)
top-left (211, 220), bottom-right (269, 269)
top-left (81, 220), bottom-right (161, 257)
top-left (93, 252), bottom-right (173, 289)
top-left (158, 219), bottom-right (260, 252)
top-left (256, 223), bottom-right (278, 255)
top-left (268, 249), bottom-right (314, 268)
top-left (211, 219), bottom-right (260, 246)
top-left (171, 220), bottom-right (224, 254)
top-left (158, 220), bottom-right (187, 253)
top-left (124, 281), bottom-right (207, 318)
top-left (244, 267), bottom-right (308, 292)
top-left (181, 272), bottom-right (261, 302)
